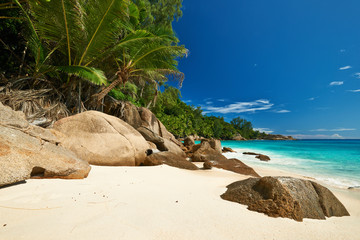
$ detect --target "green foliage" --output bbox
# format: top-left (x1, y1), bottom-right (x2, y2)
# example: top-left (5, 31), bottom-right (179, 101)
top-left (109, 82), bottom-right (141, 106)
top-left (1, 0), bottom-right (186, 115)
top-left (151, 86), bottom-right (269, 139)
top-left (132, 0), bottom-right (183, 28)
top-left (151, 86), bottom-right (256, 139)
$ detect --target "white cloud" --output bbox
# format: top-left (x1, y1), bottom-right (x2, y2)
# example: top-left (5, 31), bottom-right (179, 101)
top-left (275, 110), bottom-right (291, 113)
top-left (340, 49), bottom-right (346, 53)
top-left (217, 99), bottom-right (226, 102)
top-left (331, 134), bottom-right (344, 139)
top-left (292, 134), bottom-right (344, 139)
top-left (205, 101), bottom-right (213, 105)
top-left (353, 73), bottom-right (360, 78)
top-left (339, 66), bottom-right (352, 70)
top-left (254, 128), bottom-right (274, 134)
top-left (202, 99), bottom-right (273, 114)
top-left (307, 96), bottom-right (319, 101)
top-left (183, 100), bottom-right (192, 103)
top-left (310, 128), bottom-right (356, 132)
top-left (329, 81), bottom-right (344, 86)
top-left (348, 89), bottom-right (360, 93)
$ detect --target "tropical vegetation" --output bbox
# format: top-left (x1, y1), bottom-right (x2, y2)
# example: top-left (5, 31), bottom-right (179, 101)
top-left (0, 0), bottom-right (267, 139)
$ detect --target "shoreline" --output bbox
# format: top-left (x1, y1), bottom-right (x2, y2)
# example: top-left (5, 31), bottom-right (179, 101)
top-left (1, 164), bottom-right (360, 240)
top-left (221, 141), bottom-right (360, 189)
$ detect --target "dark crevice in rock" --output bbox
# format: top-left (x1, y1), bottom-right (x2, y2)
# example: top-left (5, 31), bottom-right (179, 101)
top-left (30, 166), bottom-right (46, 178)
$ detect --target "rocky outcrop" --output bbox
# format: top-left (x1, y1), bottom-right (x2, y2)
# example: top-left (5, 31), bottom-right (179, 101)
top-left (143, 151), bottom-right (198, 170)
top-left (211, 158), bottom-right (260, 177)
top-left (243, 152), bottom-right (271, 161)
top-left (256, 154), bottom-right (271, 161)
top-left (205, 139), bottom-right (222, 154)
top-left (138, 107), bottom-right (179, 143)
top-left (116, 104), bottom-right (186, 157)
top-left (232, 134), bottom-right (246, 141)
top-left (53, 111), bottom-right (150, 166)
top-left (191, 141), bottom-right (228, 162)
top-left (163, 138), bottom-right (186, 158)
top-left (221, 177), bottom-right (350, 221)
top-left (259, 134), bottom-right (296, 140)
top-left (120, 101), bottom-right (143, 129)
top-left (222, 147), bottom-right (236, 153)
top-left (0, 103), bottom-right (90, 187)
top-left (184, 136), bottom-right (195, 147)
top-left (137, 126), bottom-right (167, 151)
top-left (191, 141), bottom-right (260, 177)
top-left (203, 161), bottom-right (212, 170)
top-left (243, 152), bottom-right (258, 156)
top-left (0, 101), bottom-right (29, 129)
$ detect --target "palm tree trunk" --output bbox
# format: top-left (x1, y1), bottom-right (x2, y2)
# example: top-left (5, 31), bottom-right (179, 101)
top-left (97, 76), bottom-right (123, 102)
top-left (78, 80), bottom-right (82, 113)
top-left (18, 42), bottom-right (28, 77)
top-left (152, 90), bottom-right (158, 108)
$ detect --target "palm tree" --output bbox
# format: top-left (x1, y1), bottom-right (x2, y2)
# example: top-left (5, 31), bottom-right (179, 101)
top-left (94, 28), bottom-right (187, 104)
top-left (15, 0), bottom-right (130, 112)
top-left (10, 0), bottom-right (186, 112)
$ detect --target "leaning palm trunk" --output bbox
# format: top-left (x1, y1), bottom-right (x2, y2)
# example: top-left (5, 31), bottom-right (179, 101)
top-left (96, 71), bottom-right (127, 102)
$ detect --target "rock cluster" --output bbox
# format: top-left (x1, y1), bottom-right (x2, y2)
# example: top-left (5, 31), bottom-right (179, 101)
top-left (221, 176), bottom-right (350, 221)
top-left (0, 103), bottom-right (90, 187)
top-left (143, 151), bottom-right (198, 170)
top-left (232, 133), bottom-right (246, 141)
top-left (243, 152), bottom-right (271, 161)
top-left (222, 147), bottom-right (236, 153)
top-left (185, 139), bottom-right (260, 177)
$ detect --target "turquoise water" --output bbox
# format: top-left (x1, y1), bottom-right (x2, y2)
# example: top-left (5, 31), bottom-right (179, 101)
top-left (219, 140), bottom-right (360, 188)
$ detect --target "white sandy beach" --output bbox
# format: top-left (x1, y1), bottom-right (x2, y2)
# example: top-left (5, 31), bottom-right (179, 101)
top-left (1, 164), bottom-right (360, 240)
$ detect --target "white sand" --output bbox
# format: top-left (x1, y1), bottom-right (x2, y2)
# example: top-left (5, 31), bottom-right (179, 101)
top-left (1, 164), bottom-right (360, 240)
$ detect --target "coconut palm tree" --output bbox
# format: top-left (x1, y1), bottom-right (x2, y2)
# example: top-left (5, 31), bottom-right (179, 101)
top-left (10, 0), bottom-right (186, 112)
top-left (14, 0), bottom-right (131, 111)
top-left (94, 28), bottom-right (187, 104)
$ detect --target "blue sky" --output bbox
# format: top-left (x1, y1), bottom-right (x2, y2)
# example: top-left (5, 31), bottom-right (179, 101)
top-left (172, 0), bottom-right (360, 139)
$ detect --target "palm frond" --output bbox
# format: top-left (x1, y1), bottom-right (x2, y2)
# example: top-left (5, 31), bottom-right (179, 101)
top-left (78, 0), bottom-right (130, 65)
top-left (131, 45), bottom-right (187, 69)
top-left (57, 66), bottom-right (107, 86)
top-left (28, 0), bottom-right (80, 61)
top-left (14, 0), bottom-right (44, 65)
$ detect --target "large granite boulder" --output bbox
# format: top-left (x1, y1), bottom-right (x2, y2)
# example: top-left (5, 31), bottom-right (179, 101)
top-left (222, 147), bottom-right (236, 153)
top-left (202, 139), bottom-right (222, 154)
top-left (243, 152), bottom-right (271, 161)
top-left (256, 154), bottom-right (271, 161)
top-left (121, 101), bottom-right (143, 129)
top-left (232, 133), bottom-right (246, 141)
top-left (221, 176), bottom-right (350, 221)
top-left (163, 138), bottom-right (186, 157)
top-left (137, 126), bottom-right (167, 151)
top-left (0, 103), bottom-right (90, 187)
top-left (191, 141), bottom-right (259, 176)
top-left (143, 151), bottom-right (198, 170)
top-left (210, 158), bottom-right (260, 177)
top-left (53, 111), bottom-right (150, 166)
top-left (183, 136), bottom-right (195, 147)
top-left (0, 102), bottom-right (29, 129)
top-left (191, 141), bottom-right (228, 162)
top-left (116, 104), bottom-right (186, 157)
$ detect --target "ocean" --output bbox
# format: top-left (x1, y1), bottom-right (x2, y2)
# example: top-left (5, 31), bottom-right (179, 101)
top-left (219, 139), bottom-right (360, 189)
